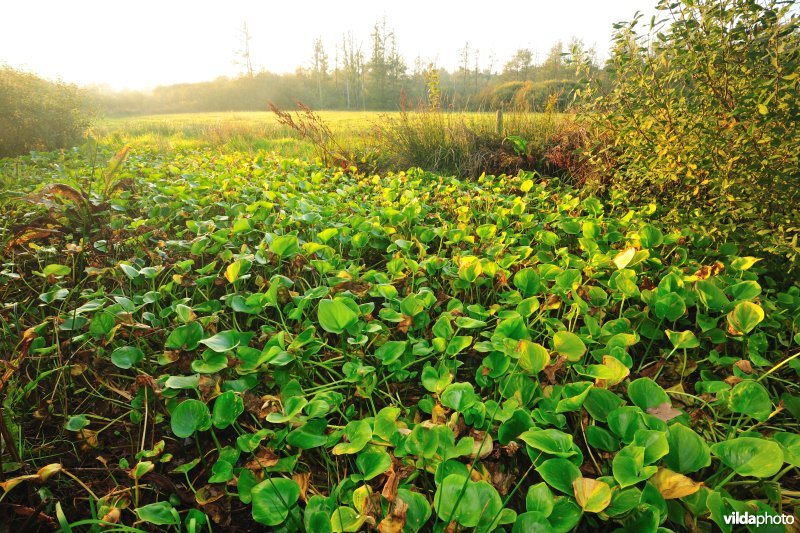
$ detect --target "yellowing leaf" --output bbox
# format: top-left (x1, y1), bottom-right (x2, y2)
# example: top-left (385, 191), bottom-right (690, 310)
top-left (37, 463), bottom-right (63, 481)
top-left (595, 355), bottom-right (630, 388)
top-left (727, 301), bottom-right (764, 335)
top-left (225, 261), bottom-right (242, 283)
top-left (613, 248), bottom-right (637, 270)
top-left (573, 477), bottom-right (612, 513)
top-left (650, 467), bottom-right (703, 499)
top-left (0, 474), bottom-right (38, 493)
top-left (353, 484), bottom-right (372, 514)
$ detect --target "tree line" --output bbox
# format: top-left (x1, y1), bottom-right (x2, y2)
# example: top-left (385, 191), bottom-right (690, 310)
top-left (93, 21), bottom-right (599, 115)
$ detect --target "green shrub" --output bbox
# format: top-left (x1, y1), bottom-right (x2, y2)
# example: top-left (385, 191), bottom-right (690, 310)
top-left (0, 67), bottom-right (90, 157)
top-left (584, 0), bottom-right (800, 272)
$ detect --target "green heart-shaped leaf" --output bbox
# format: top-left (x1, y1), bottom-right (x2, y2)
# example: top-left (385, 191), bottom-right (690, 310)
top-left (332, 419), bottom-right (371, 455)
top-left (212, 391), bottom-right (244, 429)
top-left (171, 399), bottom-right (212, 438)
top-left (318, 298), bottom-right (359, 334)
top-left (710, 437), bottom-right (783, 478)
top-left (110, 346), bottom-right (144, 369)
top-left (251, 477), bottom-right (300, 526)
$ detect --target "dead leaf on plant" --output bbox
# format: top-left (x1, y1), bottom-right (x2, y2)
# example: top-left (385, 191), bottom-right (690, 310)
top-left (381, 466), bottom-right (400, 502)
top-left (377, 496), bottom-right (408, 533)
top-left (647, 403), bottom-right (682, 422)
top-left (245, 447), bottom-right (279, 472)
top-left (293, 471), bottom-right (311, 502)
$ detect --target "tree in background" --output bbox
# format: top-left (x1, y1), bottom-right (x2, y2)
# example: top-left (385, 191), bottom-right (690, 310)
top-left (90, 19), bottom-right (595, 114)
top-left (311, 37), bottom-right (329, 108)
top-left (235, 22), bottom-right (254, 78)
top-left (502, 49), bottom-right (535, 81)
top-left (341, 32), bottom-right (365, 110)
top-left (541, 41), bottom-right (565, 81)
top-left (366, 18), bottom-right (407, 109)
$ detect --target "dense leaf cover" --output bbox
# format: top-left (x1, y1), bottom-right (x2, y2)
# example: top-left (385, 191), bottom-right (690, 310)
top-left (0, 148), bottom-right (798, 531)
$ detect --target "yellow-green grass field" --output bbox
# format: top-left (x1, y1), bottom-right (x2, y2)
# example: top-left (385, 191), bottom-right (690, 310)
top-left (92, 110), bottom-right (567, 157)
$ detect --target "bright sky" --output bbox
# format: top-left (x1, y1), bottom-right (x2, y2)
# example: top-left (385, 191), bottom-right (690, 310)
top-left (0, 1), bottom-right (655, 91)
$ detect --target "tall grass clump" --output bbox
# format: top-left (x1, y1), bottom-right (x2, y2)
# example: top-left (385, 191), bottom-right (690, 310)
top-left (370, 104), bottom-right (574, 178)
top-left (362, 66), bottom-right (576, 178)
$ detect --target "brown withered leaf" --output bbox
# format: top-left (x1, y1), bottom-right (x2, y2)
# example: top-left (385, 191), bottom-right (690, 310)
top-left (639, 360), bottom-right (664, 379)
top-left (396, 314), bottom-right (413, 334)
top-left (293, 472), bottom-right (311, 503)
top-left (334, 280), bottom-right (371, 297)
top-left (7, 504), bottom-right (58, 529)
top-left (542, 294), bottom-right (562, 311)
top-left (256, 395), bottom-right (282, 419)
top-left (245, 447), bottom-right (279, 472)
top-left (694, 265), bottom-right (713, 280)
top-left (198, 375), bottom-right (221, 401)
top-left (734, 360), bottom-right (753, 374)
top-left (38, 183), bottom-right (87, 206)
top-left (377, 497), bottom-right (408, 533)
top-left (96, 377), bottom-right (133, 401)
top-left (134, 374), bottom-right (158, 391)
top-left (195, 485), bottom-right (231, 527)
top-left (724, 375), bottom-right (743, 386)
top-left (242, 392), bottom-right (265, 417)
top-left (5, 229), bottom-right (58, 252)
top-left (78, 429), bottom-right (99, 449)
top-left (195, 484), bottom-right (225, 505)
top-left (502, 441), bottom-right (521, 456)
top-left (381, 466), bottom-right (400, 502)
top-left (647, 403), bottom-right (682, 422)
top-left (431, 403), bottom-right (448, 424)
top-left (542, 356), bottom-right (567, 384)
top-left (204, 498), bottom-right (231, 527)
top-left (160, 350), bottom-right (180, 364)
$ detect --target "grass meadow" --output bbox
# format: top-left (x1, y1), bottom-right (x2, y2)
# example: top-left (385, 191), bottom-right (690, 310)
top-left (92, 110), bottom-right (567, 157)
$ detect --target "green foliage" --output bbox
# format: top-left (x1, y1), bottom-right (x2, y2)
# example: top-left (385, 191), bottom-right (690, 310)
top-left (251, 477), bottom-right (300, 526)
top-left (710, 438), bottom-right (784, 478)
top-left (170, 399), bottom-right (212, 438)
top-left (0, 66), bottom-right (90, 157)
top-left (0, 147), bottom-right (798, 530)
top-left (585, 0), bottom-right (800, 272)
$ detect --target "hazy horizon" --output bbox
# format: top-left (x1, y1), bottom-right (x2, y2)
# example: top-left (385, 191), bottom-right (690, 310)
top-left (1, 1), bottom-right (655, 91)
